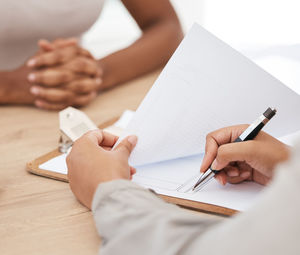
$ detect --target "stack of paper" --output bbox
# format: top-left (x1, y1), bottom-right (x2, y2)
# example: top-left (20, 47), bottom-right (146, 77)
top-left (116, 24), bottom-right (300, 211)
top-left (40, 24), bottom-right (300, 211)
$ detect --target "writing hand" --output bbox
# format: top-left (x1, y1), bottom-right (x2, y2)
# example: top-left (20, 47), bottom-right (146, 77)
top-left (200, 125), bottom-right (290, 186)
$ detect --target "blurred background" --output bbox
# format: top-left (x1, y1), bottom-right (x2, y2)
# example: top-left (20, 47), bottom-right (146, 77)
top-left (82, 0), bottom-right (300, 94)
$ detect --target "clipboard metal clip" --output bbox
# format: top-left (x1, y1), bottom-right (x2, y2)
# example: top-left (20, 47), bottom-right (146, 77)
top-left (59, 107), bottom-right (98, 153)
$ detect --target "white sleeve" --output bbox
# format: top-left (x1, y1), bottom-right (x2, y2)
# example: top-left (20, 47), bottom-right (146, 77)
top-left (92, 180), bottom-right (221, 255)
top-left (92, 145), bottom-right (300, 255)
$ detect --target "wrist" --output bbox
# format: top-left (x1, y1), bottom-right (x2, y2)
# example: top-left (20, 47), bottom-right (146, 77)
top-left (0, 66), bottom-right (35, 105)
top-left (97, 59), bottom-right (117, 90)
top-left (0, 71), bottom-right (18, 104)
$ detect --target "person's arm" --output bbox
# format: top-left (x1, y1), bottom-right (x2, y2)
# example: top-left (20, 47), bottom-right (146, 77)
top-left (92, 161), bottom-right (300, 255)
top-left (66, 128), bottom-right (296, 255)
top-left (200, 125), bottom-right (290, 186)
top-left (0, 66), bottom-right (35, 105)
top-left (66, 130), bottom-right (222, 254)
top-left (99, 0), bottom-right (183, 89)
top-left (24, 0), bottom-right (182, 109)
top-left (92, 180), bottom-right (222, 254)
top-left (0, 39), bottom-right (100, 109)
top-left (93, 162), bottom-right (300, 255)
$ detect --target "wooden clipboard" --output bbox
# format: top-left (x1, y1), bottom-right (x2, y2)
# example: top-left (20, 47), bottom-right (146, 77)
top-left (27, 117), bottom-right (237, 216)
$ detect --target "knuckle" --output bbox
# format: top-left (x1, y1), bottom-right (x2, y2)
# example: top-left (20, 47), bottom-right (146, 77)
top-left (54, 50), bottom-right (64, 63)
top-left (85, 130), bottom-right (95, 137)
top-left (76, 58), bottom-right (87, 70)
top-left (120, 141), bottom-right (131, 153)
top-left (36, 56), bottom-right (45, 66)
top-left (217, 145), bottom-right (227, 160)
top-left (75, 81), bottom-right (89, 93)
top-left (59, 71), bottom-right (71, 82)
top-left (84, 130), bottom-right (99, 140)
top-left (205, 133), bottom-right (211, 140)
top-left (34, 73), bottom-right (43, 83)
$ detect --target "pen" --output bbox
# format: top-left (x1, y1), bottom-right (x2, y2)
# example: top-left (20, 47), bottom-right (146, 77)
top-left (192, 107), bottom-right (277, 192)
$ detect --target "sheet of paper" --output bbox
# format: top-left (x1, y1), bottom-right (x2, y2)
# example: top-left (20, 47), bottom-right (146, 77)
top-left (119, 24), bottom-right (300, 167)
top-left (38, 106), bottom-right (297, 211)
top-left (133, 155), bottom-right (263, 211)
top-left (39, 152), bottom-right (263, 211)
top-left (39, 107), bottom-right (298, 211)
top-left (39, 23), bottom-right (300, 212)
top-left (40, 153), bottom-right (68, 175)
top-left (39, 109), bottom-right (263, 211)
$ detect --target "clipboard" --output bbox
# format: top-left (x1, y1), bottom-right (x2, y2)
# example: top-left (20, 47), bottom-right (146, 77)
top-left (27, 116), bottom-right (236, 216)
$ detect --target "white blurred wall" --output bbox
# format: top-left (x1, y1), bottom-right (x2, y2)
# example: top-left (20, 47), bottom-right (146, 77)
top-left (82, 0), bottom-right (204, 58)
top-left (82, 0), bottom-right (300, 93)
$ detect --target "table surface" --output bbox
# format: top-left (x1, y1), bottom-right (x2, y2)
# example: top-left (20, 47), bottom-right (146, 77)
top-left (0, 71), bottom-right (221, 255)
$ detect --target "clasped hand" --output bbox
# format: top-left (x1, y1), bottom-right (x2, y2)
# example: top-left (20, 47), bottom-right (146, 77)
top-left (27, 38), bottom-right (102, 110)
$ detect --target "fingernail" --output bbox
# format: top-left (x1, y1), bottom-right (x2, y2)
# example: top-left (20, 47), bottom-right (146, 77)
top-left (222, 179), bottom-right (227, 185)
top-left (28, 73), bottom-right (36, 82)
top-left (227, 170), bottom-right (239, 177)
top-left (30, 86), bottom-right (39, 95)
top-left (211, 159), bottom-right (218, 170)
top-left (95, 78), bottom-right (102, 85)
top-left (216, 175), bottom-right (226, 185)
top-left (35, 100), bottom-right (43, 108)
top-left (240, 172), bottom-right (250, 179)
top-left (128, 135), bottom-right (138, 146)
top-left (27, 59), bottom-right (36, 67)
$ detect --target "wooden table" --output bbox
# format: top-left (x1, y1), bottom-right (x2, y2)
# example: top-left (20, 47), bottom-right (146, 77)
top-left (0, 71), bottom-right (221, 255)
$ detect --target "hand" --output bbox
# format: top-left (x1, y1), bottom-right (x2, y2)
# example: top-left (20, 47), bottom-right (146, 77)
top-left (27, 39), bottom-right (103, 110)
top-left (200, 125), bottom-right (290, 186)
top-left (66, 130), bottom-right (138, 209)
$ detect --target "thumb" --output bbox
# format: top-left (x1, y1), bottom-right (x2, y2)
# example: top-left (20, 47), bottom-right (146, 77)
top-left (114, 135), bottom-right (138, 159)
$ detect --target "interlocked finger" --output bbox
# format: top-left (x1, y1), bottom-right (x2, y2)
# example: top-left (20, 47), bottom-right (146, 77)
top-left (65, 78), bottom-right (102, 94)
top-left (28, 69), bottom-right (75, 86)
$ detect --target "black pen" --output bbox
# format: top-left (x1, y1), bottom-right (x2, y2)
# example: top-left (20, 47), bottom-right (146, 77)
top-left (192, 107), bottom-right (277, 192)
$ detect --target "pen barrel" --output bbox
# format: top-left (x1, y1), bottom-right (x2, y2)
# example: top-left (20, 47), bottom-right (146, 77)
top-left (234, 137), bottom-right (243, 143)
top-left (237, 116), bottom-right (267, 142)
top-left (242, 122), bottom-right (265, 141)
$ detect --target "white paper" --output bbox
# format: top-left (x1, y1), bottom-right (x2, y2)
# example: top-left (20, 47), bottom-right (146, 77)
top-left (39, 153), bottom-right (263, 211)
top-left (113, 110), bottom-right (135, 128)
top-left (40, 24), bottom-right (300, 212)
top-left (120, 24), bottom-right (300, 167)
top-left (40, 153), bottom-right (68, 175)
top-left (39, 109), bottom-right (263, 211)
top-left (134, 155), bottom-right (263, 211)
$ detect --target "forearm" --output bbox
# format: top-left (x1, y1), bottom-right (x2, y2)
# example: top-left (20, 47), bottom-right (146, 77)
top-left (0, 71), bottom-right (11, 104)
top-left (98, 20), bottom-right (183, 89)
top-left (0, 67), bottom-right (34, 105)
top-left (92, 180), bottom-right (221, 255)
top-left (93, 148), bottom-right (300, 255)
